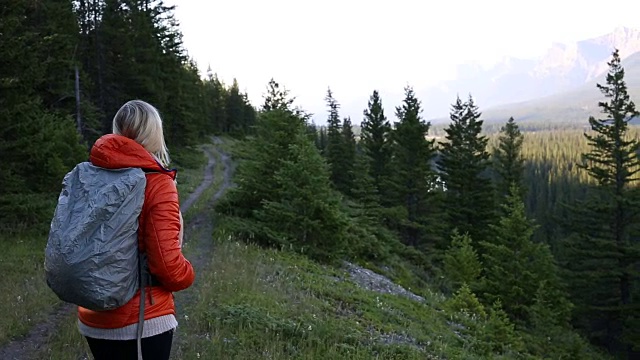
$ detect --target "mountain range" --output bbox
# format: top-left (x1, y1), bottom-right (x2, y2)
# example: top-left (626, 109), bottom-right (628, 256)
top-left (424, 27), bottom-right (640, 126)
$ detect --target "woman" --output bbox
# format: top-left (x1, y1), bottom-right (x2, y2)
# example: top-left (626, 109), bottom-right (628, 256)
top-left (78, 100), bottom-right (195, 359)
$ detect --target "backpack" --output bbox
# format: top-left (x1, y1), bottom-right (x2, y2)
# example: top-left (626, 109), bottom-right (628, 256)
top-left (45, 162), bottom-right (147, 311)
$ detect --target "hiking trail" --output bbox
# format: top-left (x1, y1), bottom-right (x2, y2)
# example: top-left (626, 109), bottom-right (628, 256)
top-left (0, 138), bottom-right (231, 360)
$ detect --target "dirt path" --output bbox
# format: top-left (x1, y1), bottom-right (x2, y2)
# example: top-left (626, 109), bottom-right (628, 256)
top-left (180, 145), bottom-right (216, 214)
top-left (0, 141), bottom-right (229, 360)
top-left (171, 138), bottom-right (234, 357)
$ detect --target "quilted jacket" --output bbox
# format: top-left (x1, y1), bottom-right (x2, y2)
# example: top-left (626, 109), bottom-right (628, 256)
top-left (78, 134), bottom-right (195, 328)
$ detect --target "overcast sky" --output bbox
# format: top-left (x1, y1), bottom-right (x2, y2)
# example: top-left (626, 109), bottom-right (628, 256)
top-left (166, 0), bottom-right (639, 122)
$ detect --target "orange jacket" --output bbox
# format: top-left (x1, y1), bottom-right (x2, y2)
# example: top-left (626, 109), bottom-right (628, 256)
top-left (78, 134), bottom-right (195, 329)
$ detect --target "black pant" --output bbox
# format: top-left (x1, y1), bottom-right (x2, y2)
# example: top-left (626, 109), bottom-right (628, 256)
top-left (85, 329), bottom-right (173, 360)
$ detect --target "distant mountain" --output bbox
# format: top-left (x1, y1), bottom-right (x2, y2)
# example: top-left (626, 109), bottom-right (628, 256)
top-left (477, 50), bottom-right (640, 129)
top-left (422, 27), bottom-right (640, 119)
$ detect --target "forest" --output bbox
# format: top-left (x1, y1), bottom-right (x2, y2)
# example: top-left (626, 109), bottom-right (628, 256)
top-left (1, 1), bottom-right (639, 359)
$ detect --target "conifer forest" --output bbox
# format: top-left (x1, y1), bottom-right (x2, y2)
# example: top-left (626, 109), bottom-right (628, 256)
top-left (1, 1), bottom-right (639, 359)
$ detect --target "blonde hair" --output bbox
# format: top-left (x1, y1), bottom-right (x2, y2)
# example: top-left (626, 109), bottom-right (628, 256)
top-left (112, 100), bottom-right (170, 167)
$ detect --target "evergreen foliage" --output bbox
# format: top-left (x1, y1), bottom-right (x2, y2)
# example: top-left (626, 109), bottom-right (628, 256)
top-left (443, 231), bottom-right (482, 290)
top-left (493, 117), bottom-right (525, 200)
top-left (218, 81), bottom-right (348, 262)
top-left (480, 186), bottom-right (571, 326)
top-left (0, 0), bottom-right (256, 227)
top-left (323, 90), bottom-right (356, 196)
top-left (388, 86), bottom-right (442, 249)
top-left (437, 95), bottom-right (495, 245)
top-left (360, 90), bottom-right (393, 201)
top-left (564, 49), bottom-right (640, 357)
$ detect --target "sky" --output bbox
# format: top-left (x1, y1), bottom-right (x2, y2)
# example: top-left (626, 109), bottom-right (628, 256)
top-left (166, 0), bottom-right (640, 123)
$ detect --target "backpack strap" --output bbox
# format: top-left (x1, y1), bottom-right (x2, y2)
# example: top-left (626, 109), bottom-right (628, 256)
top-left (137, 251), bottom-right (146, 360)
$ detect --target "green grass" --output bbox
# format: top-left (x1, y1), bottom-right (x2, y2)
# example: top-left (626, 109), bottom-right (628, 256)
top-left (173, 225), bottom-right (464, 360)
top-left (0, 232), bottom-right (60, 346)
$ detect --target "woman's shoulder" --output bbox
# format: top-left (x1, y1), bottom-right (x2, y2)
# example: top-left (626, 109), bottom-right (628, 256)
top-left (144, 172), bottom-right (178, 204)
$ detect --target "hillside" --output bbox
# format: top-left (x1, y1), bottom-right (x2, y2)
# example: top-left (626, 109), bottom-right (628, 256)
top-left (0, 138), bottom-right (612, 360)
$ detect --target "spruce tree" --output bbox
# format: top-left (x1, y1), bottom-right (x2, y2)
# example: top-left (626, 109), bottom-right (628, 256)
top-left (218, 80), bottom-right (348, 262)
top-left (339, 116), bottom-right (357, 197)
top-left (481, 186), bottom-right (571, 326)
top-left (0, 0), bottom-right (87, 226)
top-left (493, 117), bottom-right (525, 200)
top-left (324, 88), bottom-right (354, 195)
top-left (564, 49), bottom-right (640, 357)
top-left (437, 95), bottom-right (495, 245)
top-left (225, 79), bottom-right (246, 135)
top-left (361, 90), bottom-right (393, 201)
top-left (444, 231), bottom-right (482, 289)
top-left (389, 86), bottom-right (441, 248)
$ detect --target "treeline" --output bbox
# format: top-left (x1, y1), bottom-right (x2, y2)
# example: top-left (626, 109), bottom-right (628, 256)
top-left (2, 2), bottom-right (638, 357)
top-left (0, 0), bottom-right (255, 227)
top-left (220, 51), bottom-right (639, 359)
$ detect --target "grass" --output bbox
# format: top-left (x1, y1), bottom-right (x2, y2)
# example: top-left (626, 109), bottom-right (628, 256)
top-left (0, 232), bottom-right (60, 346)
top-left (173, 224), bottom-right (468, 360)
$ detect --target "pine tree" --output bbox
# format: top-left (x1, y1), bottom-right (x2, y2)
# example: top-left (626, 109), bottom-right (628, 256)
top-left (444, 231), bottom-right (482, 289)
top-left (226, 79), bottom-right (246, 135)
top-left (217, 80), bottom-right (348, 262)
top-left (493, 117), bottom-right (525, 200)
top-left (564, 49), bottom-right (640, 357)
top-left (350, 149), bottom-right (380, 208)
top-left (361, 90), bottom-right (392, 201)
top-left (437, 95), bottom-right (495, 245)
top-left (324, 88), bottom-right (354, 195)
top-left (262, 78), bottom-right (294, 112)
top-left (445, 283), bottom-right (487, 319)
top-left (474, 300), bottom-right (523, 356)
top-left (254, 131), bottom-right (348, 262)
top-left (317, 127), bottom-right (328, 154)
top-left (203, 72), bottom-right (228, 134)
top-left (0, 0), bottom-right (87, 226)
top-left (340, 116), bottom-right (357, 196)
top-left (481, 186), bottom-right (571, 325)
top-left (389, 86), bottom-right (441, 248)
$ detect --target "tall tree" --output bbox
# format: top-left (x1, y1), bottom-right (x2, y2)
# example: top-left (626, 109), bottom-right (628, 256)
top-left (225, 78), bottom-right (246, 135)
top-left (340, 116), bottom-right (357, 196)
top-left (324, 88), bottom-right (354, 195)
top-left (481, 186), bottom-right (571, 326)
top-left (389, 86), bottom-right (441, 248)
top-left (0, 0), bottom-right (87, 226)
top-left (361, 90), bottom-right (392, 201)
top-left (217, 80), bottom-right (348, 262)
top-left (493, 117), bottom-right (525, 200)
top-left (564, 49), bottom-right (640, 358)
top-left (437, 95), bottom-right (495, 245)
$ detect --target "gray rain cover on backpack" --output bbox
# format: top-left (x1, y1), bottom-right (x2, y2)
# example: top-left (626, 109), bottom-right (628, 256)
top-left (45, 162), bottom-right (146, 311)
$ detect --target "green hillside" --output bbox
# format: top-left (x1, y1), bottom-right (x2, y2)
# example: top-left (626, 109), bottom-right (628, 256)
top-left (172, 229), bottom-right (606, 359)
